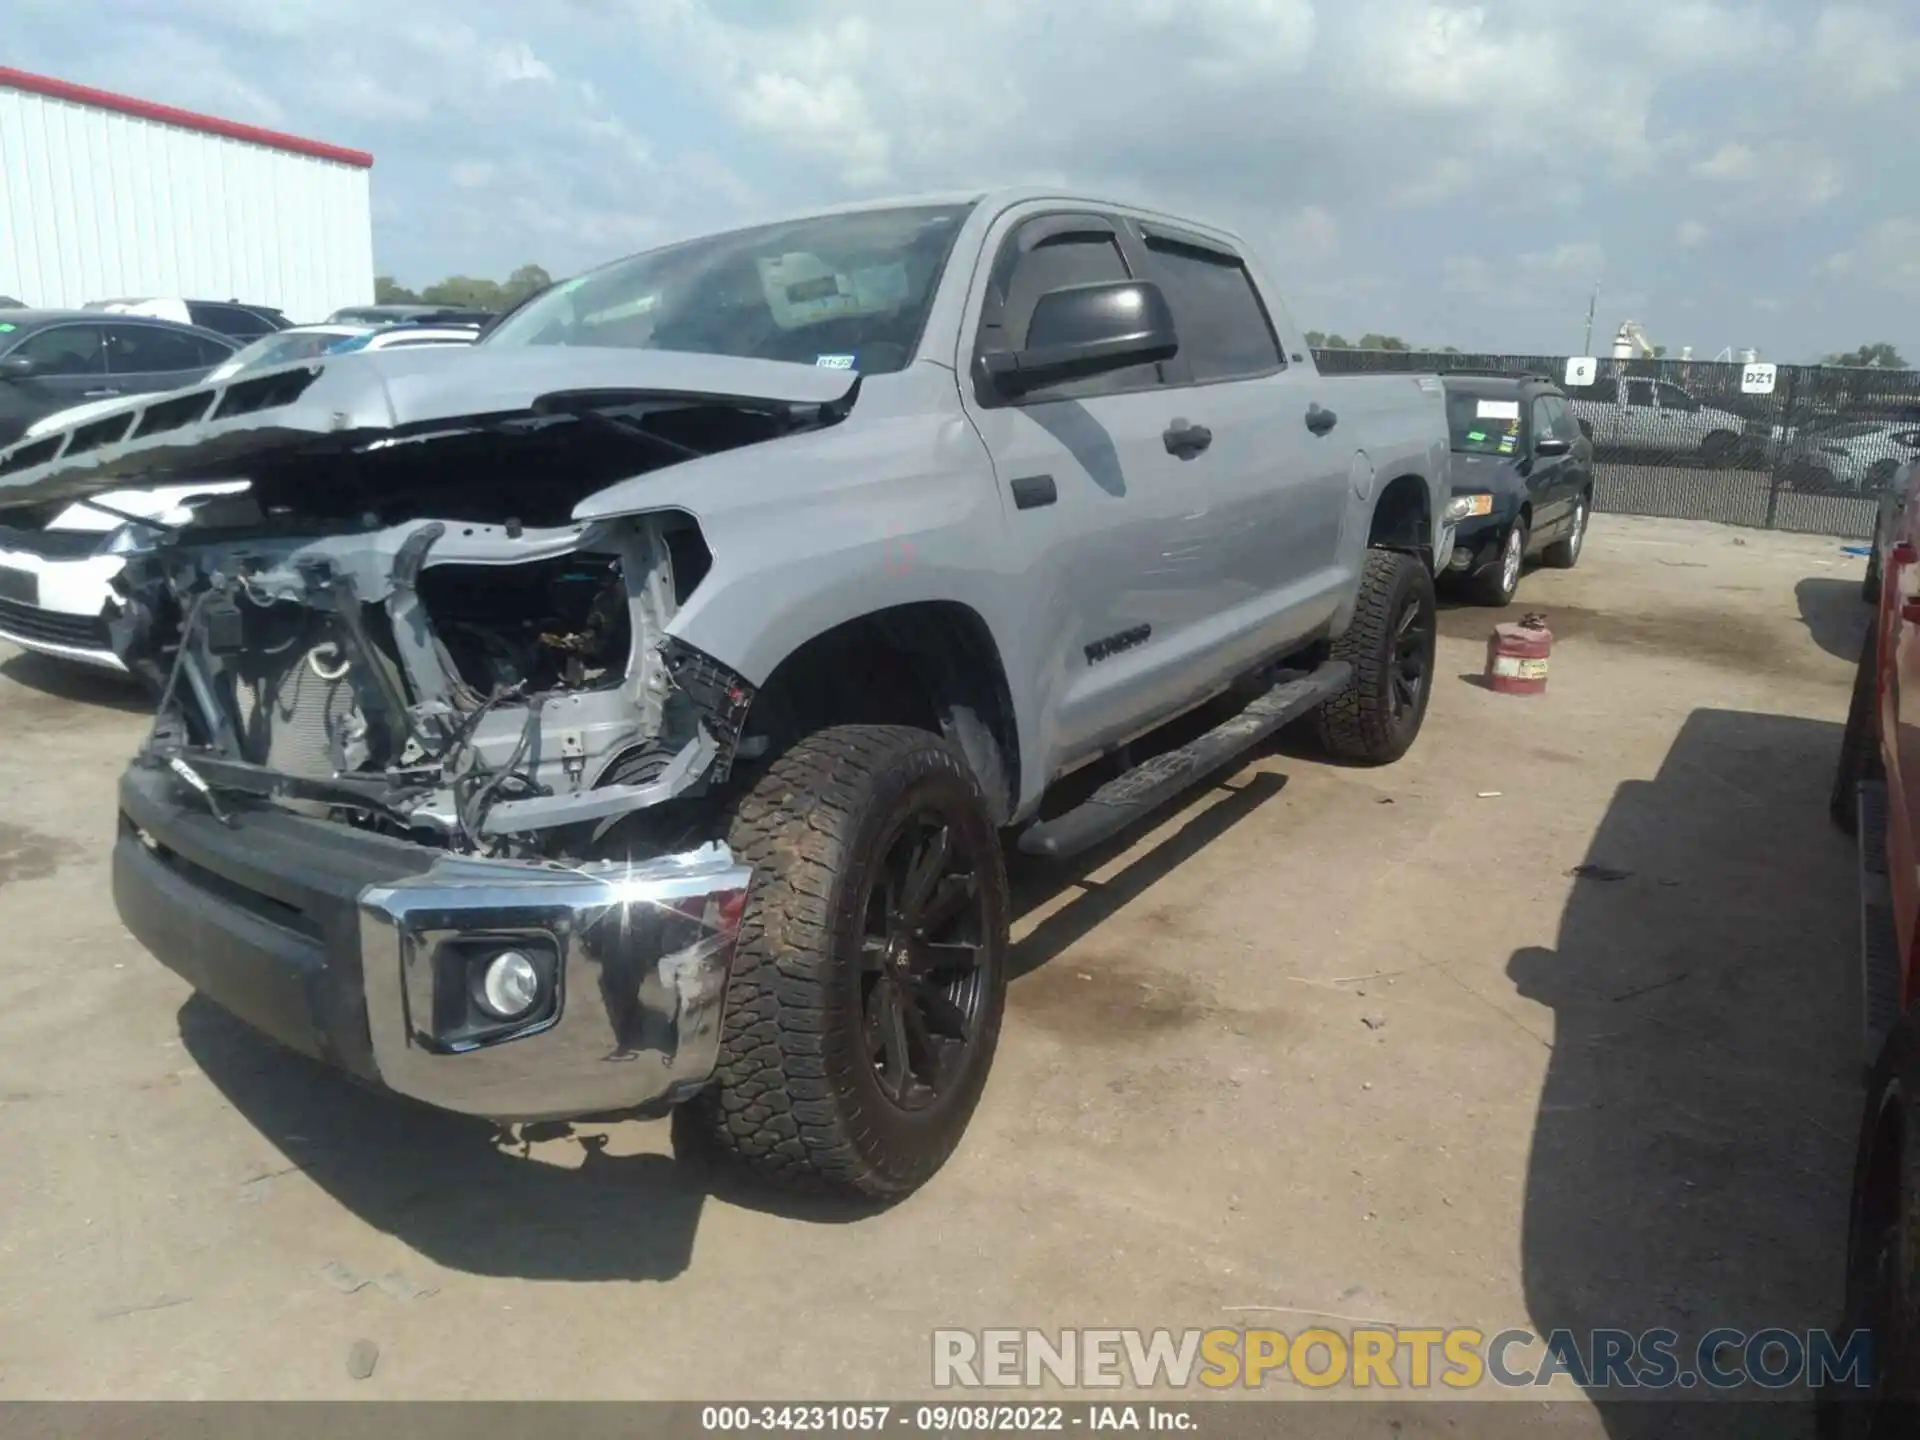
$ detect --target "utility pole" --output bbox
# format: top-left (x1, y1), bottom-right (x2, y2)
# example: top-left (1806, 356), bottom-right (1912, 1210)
top-left (1582, 283), bottom-right (1599, 355)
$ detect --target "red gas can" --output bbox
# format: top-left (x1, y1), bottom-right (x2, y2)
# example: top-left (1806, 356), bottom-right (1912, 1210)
top-left (1486, 613), bottom-right (1552, 695)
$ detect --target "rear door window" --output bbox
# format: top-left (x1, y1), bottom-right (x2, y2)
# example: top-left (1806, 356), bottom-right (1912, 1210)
top-left (11, 324), bottom-right (106, 375)
top-left (1138, 232), bottom-right (1283, 382)
top-left (189, 303), bottom-right (274, 339)
top-left (1623, 379), bottom-right (1656, 408)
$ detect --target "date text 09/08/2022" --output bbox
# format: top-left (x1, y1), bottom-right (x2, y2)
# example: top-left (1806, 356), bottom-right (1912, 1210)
top-left (701, 1405), bottom-right (1195, 1432)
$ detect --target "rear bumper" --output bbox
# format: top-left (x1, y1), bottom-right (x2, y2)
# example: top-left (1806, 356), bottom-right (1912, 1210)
top-left (113, 762), bottom-right (753, 1121)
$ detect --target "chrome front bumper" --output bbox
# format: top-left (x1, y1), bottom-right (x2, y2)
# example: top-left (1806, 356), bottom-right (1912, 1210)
top-left (359, 846), bottom-right (754, 1122)
top-left (114, 757), bottom-right (753, 1124)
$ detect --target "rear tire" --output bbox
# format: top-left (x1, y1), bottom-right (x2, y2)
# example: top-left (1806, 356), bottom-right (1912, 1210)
top-left (687, 724), bottom-right (1009, 1199)
top-left (1310, 549), bottom-right (1437, 766)
top-left (1701, 430), bottom-right (1739, 468)
top-left (1542, 495), bottom-right (1590, 569)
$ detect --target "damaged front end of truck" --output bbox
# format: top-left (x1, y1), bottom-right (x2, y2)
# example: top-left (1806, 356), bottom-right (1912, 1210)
top-left (0, 345), bottom-right (860, 1121)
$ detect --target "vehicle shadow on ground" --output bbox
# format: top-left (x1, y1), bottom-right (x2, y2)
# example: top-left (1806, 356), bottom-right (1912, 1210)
top-left (176, 995), bottom-right (879, 1284)
top-left (0, 650), bottom-right (150, 714)
top-left (175, 735), bottom-right (1291, 1282)
top-left (1795, 576), bottom-right (1871, 663)
top-left (1510, 707), bottom-right (1860, 1436)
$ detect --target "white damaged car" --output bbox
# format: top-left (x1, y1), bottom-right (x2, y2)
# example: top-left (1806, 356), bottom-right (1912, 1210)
top-left (0, 323), bottom-right (478, 671)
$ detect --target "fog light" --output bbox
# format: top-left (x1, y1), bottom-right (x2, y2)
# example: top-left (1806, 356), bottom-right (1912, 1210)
top-left (477, 950), bottom-right (541, 1020)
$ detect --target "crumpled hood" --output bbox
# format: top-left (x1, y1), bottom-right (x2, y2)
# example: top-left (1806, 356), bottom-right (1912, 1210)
top-left (0, 345), bottom-right (862, 512)
top-left (47, 482), bottom-right (254, 534)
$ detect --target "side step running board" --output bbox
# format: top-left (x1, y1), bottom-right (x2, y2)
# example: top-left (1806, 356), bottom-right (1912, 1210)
top-left (1017, 661), bottom-right (1351, 861)
top-left (1859, 779), bottom-right (1903, 1068)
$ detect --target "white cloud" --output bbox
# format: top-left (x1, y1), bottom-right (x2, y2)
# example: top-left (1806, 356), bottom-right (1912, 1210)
top-left (1692, 138), bottom-right (1841, 210)
top-left (6, 0), bottom-right (1918, 360)
top-left (1813, 6), bottom-right (1920, 100)
top-left (1523, 243), bottom-right (1606, 277)
top-left (1823, 218), bottom-right (1920, 297)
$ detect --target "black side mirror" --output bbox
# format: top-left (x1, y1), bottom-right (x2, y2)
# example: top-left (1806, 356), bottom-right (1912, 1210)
top-left (1576, 418), bottom-right (1593, 440)
top-left (984, 279), bottom-right (1178, 396)
top-left (1535, 436), bottom-right (1572, 457)
top-left (0, 355), bottom-right (39, 381)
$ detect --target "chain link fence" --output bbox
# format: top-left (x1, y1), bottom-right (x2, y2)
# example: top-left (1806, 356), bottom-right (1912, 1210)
top-left (1313, 348), bottom-right (1920, 540)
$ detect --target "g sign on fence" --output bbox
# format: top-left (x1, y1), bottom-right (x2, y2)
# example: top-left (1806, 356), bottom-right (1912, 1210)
top-left (1312, 348), bottom-right (1920, 540)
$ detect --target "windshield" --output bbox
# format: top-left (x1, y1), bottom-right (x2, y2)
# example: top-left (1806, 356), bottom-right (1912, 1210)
top-left (1446, 390), bottom-right (1524, 456)
top-left (482, 202), bottom-right (976, 376)
top-left (206, 330), bottom-right (366, 381)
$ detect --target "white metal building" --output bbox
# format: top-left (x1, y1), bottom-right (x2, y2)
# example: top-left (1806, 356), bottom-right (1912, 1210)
top-left (0, 66), bottom-right (374, 323)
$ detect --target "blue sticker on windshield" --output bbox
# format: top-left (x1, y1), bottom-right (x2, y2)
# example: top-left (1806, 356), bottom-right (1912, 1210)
top-left (816, 354), bottom-right (857, 370)
top-left (328, 333), bottom-right (373, 353)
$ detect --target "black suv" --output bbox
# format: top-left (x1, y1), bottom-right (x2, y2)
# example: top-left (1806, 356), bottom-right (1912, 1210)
top-left (1440, 373), bottom-right (1596, 606)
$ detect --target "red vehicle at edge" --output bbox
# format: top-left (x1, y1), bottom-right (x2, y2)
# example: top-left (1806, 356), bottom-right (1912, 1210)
top-left (1828, 453), bottom-right (1920, 1434)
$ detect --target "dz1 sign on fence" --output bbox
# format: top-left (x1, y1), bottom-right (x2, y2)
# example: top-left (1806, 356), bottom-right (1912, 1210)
top-left (1564, 356), bottom-right (1598, 387)
top-left (1741, 363), bottom-right (1778, 395)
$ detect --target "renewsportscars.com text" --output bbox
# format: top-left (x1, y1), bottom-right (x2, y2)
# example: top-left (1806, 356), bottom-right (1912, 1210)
top-left (931, 1327), bottom-right (1875, 1393)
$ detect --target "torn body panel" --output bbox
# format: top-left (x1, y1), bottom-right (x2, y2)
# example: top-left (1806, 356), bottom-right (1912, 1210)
top-left (118, 506), bottom-right (750, 853)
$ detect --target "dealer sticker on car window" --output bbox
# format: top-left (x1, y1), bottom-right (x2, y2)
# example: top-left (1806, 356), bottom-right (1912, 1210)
top-left (1476, 399), bottom-right (1521, 420)
top-left (816, 354), bottom-right (857, 369)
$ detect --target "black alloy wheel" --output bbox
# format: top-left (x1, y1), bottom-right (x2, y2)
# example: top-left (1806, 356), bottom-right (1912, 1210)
top-left (1389, 593), bottom-right (1431, 728)
top-left (858, 810), bottom-right (992, 1111)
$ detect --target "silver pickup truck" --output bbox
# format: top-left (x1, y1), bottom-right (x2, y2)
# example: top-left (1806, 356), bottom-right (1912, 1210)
top-left (1562, 374), bottom-right (1749, 466)
top-left (0, 188), bottom-right (1452, 1198)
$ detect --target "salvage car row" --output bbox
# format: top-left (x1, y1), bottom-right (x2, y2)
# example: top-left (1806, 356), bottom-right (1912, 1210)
top-left (0, 188), bottom-right (1596, 1205)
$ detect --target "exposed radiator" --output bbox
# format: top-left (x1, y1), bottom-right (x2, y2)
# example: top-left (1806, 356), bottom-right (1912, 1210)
top-left (233, 645), bottom-right (362, 778)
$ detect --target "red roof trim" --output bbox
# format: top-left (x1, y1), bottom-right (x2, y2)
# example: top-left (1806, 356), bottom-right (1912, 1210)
top-left (0, 67), bottom-right (374, 169)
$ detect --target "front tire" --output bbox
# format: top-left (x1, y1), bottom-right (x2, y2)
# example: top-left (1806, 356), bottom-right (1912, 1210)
top-left (1542, 494), bottom-right (1589, 569)
top-left (687, 724), bottom-right (1010, 1199)
top-left (1471, 519), bottom-right (1527, 606)
top-left (1701, 430), bottom-right (1739, 468)
top-left (1311, 548), bottom-right (1437, 766)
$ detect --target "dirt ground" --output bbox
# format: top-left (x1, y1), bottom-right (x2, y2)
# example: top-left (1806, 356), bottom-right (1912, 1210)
top-left (0, 515), bottom-right (1875, 1427)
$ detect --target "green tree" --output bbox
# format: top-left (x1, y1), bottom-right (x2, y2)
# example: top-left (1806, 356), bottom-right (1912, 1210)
top-left (374, 275), bottom-right (420, 304)
top-left (419, 275), bottom-right (508, 309)
top-left (1825, 342), bottom-right (1909, 369)
top-left (1305, 330), bottom-right (1327, 347)
top-left (503, 264), bottom-right (555, 305)
top-left (1320, 333), bottom-right (1352, 349)
top-left (1356, 333), bottom-right (1410, 351)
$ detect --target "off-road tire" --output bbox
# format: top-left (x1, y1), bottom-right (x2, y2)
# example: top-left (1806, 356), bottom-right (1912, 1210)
top-left (1471, 519), bottom-right (1526, 606)
top-left (1832, 620), bottom-right (1882, 836)
top-left (1542, 493), bottom-right (1590, 570)
top-left (1310, 548), bottom-right (1436, 766)
top-left (685, 724), bottom-right (1009, 1199)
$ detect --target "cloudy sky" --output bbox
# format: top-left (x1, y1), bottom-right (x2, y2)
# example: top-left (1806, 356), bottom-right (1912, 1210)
top-left (12, 0), bottom-right (1919, 361)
